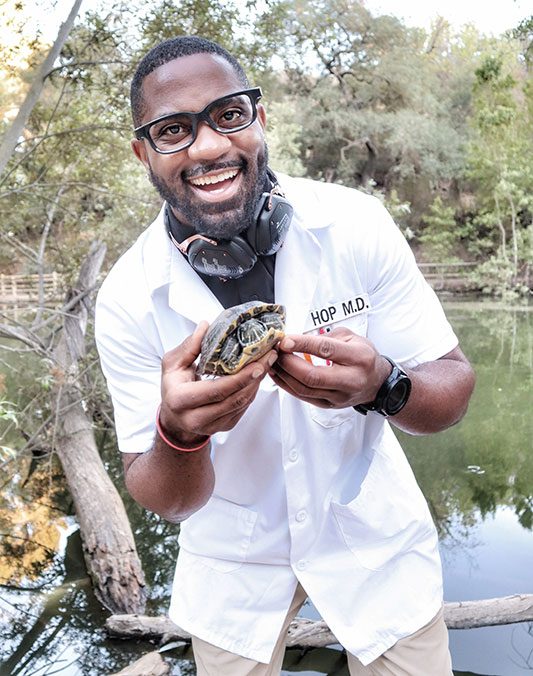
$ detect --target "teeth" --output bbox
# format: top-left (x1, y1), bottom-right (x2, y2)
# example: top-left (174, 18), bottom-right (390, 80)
top-left (189, 169), bottom-right (238, 186)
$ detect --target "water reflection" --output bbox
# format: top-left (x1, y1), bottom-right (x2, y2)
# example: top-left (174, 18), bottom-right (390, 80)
top-left (1, 299), bottom-right (533, 675)
top-left (397, 302), bottom-right (533, 537)
top-left (397, 300), bottom-right (533, 676)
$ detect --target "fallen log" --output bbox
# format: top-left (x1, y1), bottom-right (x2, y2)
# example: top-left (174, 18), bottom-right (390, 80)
top-left (106, 593), bottom-right (533, 649)
top-left (53, 241), bottom-right (146, 614)
top-left (110, 651), bottom-right (170, 676)
top-left (443, 594), bottom-right (533, 629)
top-left (106, 614), bottom-right (191, 644)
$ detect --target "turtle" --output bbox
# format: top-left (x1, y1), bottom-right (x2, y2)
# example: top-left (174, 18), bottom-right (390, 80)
top-left (197, 300), bottom-right (286, 376)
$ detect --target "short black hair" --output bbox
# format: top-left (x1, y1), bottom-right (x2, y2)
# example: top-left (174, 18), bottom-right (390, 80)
top-left (130, 36), bottom-right (249, 127)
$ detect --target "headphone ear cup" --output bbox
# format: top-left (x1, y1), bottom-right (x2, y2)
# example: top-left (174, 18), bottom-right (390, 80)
top-left (248, 192), bottom-right (268, 253)
top-left (249, 192), bottom-right (293, 256)
top-left (186, 235), bottom-right (257, 279)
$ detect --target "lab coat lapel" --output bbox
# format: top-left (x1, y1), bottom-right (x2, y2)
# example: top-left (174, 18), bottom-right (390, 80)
top-left (167, 246), bottom-right (223, 325)
top-left (142, 207), bottom-right (222, 325)
top-left (275, 221), bottom-right (321, 334)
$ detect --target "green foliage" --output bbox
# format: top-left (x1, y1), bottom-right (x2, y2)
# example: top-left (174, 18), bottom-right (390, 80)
top-left (265, 99), bottom-right (307, 177)
top-left (2, 0), bottom-right (531, 290)
top-left (465, 42), bottom-right (533, 289)
top-left (475, 55), bottom-right (503, 82)
top-left (362, 181), bottom-right (412, 236)
top-left (509, 16), bottom-right (533, 65)
top-left (0, 0), bottom-right (531, 473)
top-left (0, 399), bottom-right (17, 427)
top-left (418, 196), bottom-right (459, 262)
top-left (274, 0), bottom-right (489, 236)
top-left (466, 255), bottom-right (518, 298)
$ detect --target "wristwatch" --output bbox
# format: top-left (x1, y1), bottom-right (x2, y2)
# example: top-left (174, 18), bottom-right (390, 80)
top-left (353, 356), bottom-right (412, 417)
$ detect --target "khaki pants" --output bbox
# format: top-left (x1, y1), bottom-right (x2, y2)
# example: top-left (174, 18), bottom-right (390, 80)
top-left (192, 584), bottom-right (453, 676)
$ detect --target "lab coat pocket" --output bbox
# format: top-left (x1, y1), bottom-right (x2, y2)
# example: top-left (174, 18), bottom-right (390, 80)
top-left (178, 495), bottom-right (258, 573)
top-left (310, 404), bottom-right (357, 428)
top-left (331, 449), bottom-right (428, 571)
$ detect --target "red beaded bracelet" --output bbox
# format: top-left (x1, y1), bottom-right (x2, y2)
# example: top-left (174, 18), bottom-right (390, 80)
top-left (156, 404), bottom-right (211, 452)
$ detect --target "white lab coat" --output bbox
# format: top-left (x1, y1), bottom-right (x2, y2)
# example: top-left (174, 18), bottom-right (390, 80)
top-left (95, 174), bottom-right (458, 665)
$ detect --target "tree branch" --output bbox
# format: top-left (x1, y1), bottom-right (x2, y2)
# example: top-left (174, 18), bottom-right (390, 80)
top-left (106, 594), bottom-right (533, 648)
top-left (0, 0), bottom-right (84, 175)
top-left (13, 125), bottom-right (129, 148)
top-left (44, 59), bottom-right (135, 79)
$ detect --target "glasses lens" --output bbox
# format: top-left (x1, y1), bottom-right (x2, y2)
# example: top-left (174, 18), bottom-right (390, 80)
top-left (207, 93), bottom-right (256, 133)
top-left (149, 113), bottom-right (193, 152)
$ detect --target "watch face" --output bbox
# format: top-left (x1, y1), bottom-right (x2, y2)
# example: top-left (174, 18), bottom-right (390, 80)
top-left (386, 379), bottom-right (411, 415)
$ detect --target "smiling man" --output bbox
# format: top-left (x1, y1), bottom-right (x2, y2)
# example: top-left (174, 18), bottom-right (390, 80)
top-left (95, 36), bottom-right (475, 676)
top-left (131, 48), bottom-right (267, 240)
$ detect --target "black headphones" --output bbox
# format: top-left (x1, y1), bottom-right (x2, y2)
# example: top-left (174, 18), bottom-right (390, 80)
top-left (166, 170), bottom-right (293, 279)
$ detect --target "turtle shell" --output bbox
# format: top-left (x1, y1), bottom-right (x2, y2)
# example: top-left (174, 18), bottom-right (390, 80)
top-left (197, 300), bottom-right (286, 376)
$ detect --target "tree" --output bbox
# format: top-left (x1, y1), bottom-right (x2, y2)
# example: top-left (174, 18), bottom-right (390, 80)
top-left (276, 0), bottom-right (468, 203)
top-left (465, 46), bottom-right (533, 292)
top-left (0, 0), bottom-right (286, 617)
top-left (0, 0), bottom-right (84, 175)
top-left (418, 196), bottom-right (459, 263)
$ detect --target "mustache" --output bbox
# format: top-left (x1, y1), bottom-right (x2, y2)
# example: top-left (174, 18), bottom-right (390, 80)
top-left (183, 160), bottom-right (246, 181)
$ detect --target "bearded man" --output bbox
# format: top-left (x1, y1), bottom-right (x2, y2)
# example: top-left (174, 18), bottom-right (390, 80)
top-left (95, 35), bottom-right (475, 676)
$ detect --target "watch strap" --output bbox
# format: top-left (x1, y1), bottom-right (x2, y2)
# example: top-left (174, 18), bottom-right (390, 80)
top-left (354, 356), bottom-right (411, 417)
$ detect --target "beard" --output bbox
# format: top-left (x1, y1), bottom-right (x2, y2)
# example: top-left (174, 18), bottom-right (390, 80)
top-left (149, 144), bottom-right (269, 239)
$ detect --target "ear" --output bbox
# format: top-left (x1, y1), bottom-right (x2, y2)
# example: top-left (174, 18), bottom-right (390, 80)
top-left (257, 103), bottom-right (266, 133)
top-left (131, 138), bottom-right (150, 172)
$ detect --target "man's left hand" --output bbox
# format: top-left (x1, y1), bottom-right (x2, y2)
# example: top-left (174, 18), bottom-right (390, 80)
top-left (269, 327), bottom-right (392, 409)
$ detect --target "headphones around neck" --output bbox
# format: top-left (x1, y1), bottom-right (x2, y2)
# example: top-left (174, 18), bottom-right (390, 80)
top-left (166, 171), bottom-right (293, 279)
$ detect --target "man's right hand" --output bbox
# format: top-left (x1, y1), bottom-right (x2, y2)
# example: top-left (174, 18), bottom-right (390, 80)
top-left (122, 321), bottom-right (278, 522)
top-left (159, 320), bottom-right (278, 449)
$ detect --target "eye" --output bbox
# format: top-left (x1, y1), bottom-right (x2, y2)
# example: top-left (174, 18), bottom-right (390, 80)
top-left (222, 108), bottom-right (242, 122)
top-left (217, 106), bottom-right (248, 129)
top-left (151, 115), bottom-right (192, 144)
top-left (158, 122), bottom-right (187, 138)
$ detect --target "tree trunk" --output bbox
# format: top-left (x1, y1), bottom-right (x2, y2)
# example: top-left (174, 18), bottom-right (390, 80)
top-left (360, 138), bottom-right (378, 189)
top-left (106, 593), bottom-right (533, 648)
top-left (0, 0), bottom-right (83, 175)
top-left (52, 241), bottom-right (146, 614)
top-left (494, 191), bottom-right (508, 263)
top-left (506, 190), bottom-right (518, 281)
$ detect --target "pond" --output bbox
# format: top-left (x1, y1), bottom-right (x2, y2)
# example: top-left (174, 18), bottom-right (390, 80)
top-left (0, 298), bottom-right (532, 676)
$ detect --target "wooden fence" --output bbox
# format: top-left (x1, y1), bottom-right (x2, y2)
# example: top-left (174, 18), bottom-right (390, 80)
top-left (0, 272), bottom-right (63, 303)
top-left (417, 262), bottom-right (478, 290)
top-left (0, 263), bottom-right (478, 310)
top-left (0, 273), bottom-right (64, 318)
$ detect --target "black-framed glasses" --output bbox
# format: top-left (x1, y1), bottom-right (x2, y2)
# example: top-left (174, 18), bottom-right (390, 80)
top-left (134, 87), bottom-right (263, 154)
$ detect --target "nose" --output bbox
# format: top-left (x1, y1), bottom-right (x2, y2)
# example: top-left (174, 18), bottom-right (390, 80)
top-left (187, 121), bottom-right (232, 161)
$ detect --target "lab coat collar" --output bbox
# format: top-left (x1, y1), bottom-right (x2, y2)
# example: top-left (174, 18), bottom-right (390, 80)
top-left (143, 205), bottom-right (222, 325)
top-left (143, 190), bottom-right (324, 329)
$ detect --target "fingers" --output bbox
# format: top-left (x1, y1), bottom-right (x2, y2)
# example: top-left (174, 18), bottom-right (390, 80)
top-left (272, 331), bottom-right (383, 409)
top-left (162, 346), bottom-right (279, 438)
top-left (270, 353), bottom-right (345, 405)
top-left (279, 330), bottom-right (360, 365)
top-left (269, 366), bottom-right (338, 408)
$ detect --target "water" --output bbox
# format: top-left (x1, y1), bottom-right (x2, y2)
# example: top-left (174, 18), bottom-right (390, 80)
top-left (1, 298), bottom-right (533, 675)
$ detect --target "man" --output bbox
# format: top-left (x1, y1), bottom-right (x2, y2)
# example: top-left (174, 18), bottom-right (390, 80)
top-left (95, 36), bottom-right (475, 676)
